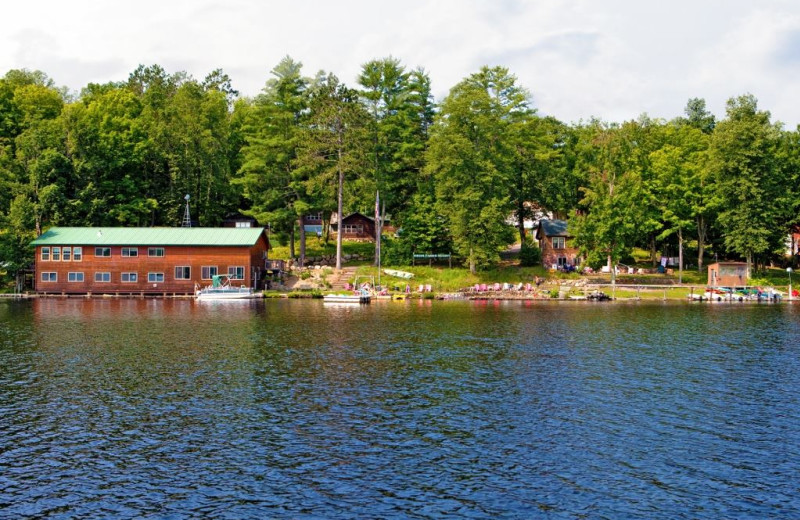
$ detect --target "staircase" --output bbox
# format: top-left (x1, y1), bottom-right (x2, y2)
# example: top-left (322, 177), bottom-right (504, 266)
top-left (327, 266), bottom-right (359, 291)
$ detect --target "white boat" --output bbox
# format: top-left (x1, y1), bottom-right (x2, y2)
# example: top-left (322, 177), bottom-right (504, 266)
top-left (323, 289), bottom-right (371, 304)
top-left (196, 275), bottom-right (259, 300)
top-left (383, 269), bottom-right (414, 279)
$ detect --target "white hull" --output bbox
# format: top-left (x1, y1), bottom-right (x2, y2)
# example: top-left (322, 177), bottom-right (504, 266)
top-left (383, 269), bottom-right (414, 279)
top-left (196, 289), bottom-right (259, 300)
top-left (323, 294), bottom-right (371, 304)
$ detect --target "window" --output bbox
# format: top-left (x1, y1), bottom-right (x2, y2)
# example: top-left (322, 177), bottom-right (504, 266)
top-left (235, 221), bottom-right (251, 228)
top-left (121, 272), bottom-right (138, 283)
top-left (41, 247), bottom-right (50, 261)
top-left (148, 272), bottom-right (164, 283)
top-left (175, 266), bottom-right (191, 280)
top-left (552, 237), bottom-right (566, 249)
top-left (95, 272), bottom-right (111, 283)
top-left (121, 247), bottom-right (138, 257)
top-left (557, 257), bottom-right (568, 267)
top-left (95, 247), bottom-right (111, 257)
top-left (68, 272), bottom-right (84, 282)
top-left (63, 247), bottom-right (71, 261)
top-left (52, 247), bottom-right (61, 261)
top-left (201, 266), bottom-right (218, 279)
top-left (148, 247), bottom-right (165, 257)
top-left (343, 224), bottom-right (363, 234)
top-left (41, 272), bottom-right (57, 282)
top-left (228, 266), bottom-right (245, 280)
top-left (73, 247), bottom-right (82, 261)
top-left (307, 213), bottom-right (322, 222)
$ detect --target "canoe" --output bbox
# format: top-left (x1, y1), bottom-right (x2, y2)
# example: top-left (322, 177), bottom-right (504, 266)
top-left (383, 269), bottom-right (414, 279)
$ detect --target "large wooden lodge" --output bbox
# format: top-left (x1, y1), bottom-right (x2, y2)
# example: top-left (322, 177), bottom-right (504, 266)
top-left (31, 227), bottom-right (270, 295)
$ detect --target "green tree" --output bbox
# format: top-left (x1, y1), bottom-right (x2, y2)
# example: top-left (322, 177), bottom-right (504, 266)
top-left (649, 123), bottom-right (711, 280)
top-left (358, 58), bottom-right (434, 264)
top-left (238, 56), bottom-right (311, 263)
top-left (295, 74), bottom-right (370, 269)
top-left (426, 66), bottom-right (525, 273)
top-left (570, 123), bottom-right (644, 282)
top-left (708, 94), bottom-right (783, 271)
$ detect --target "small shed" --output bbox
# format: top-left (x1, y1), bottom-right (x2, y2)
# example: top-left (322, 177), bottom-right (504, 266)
top-left (707, 262), bottom-right (750, 287)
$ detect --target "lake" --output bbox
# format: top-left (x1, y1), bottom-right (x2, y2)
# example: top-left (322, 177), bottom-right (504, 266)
top-left (1, 299), bottom-right (799, 518)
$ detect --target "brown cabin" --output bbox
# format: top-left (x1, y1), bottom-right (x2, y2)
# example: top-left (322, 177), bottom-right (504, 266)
top-left (31, 227), bottom-right (270, 295)
top-left (707, 262), bottom-right (750, 287)
top-left (535, 219), bottom-right (580, 269)
top-left (332, 212), bottom-right (376, 241)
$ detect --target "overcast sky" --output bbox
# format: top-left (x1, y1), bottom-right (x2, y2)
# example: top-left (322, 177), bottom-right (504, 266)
top-left (4, 0), bottom-right (800, 126)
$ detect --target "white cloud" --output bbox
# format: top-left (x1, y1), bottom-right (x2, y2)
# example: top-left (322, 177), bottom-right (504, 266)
top-left (3, 0), bottom-right (800, 126)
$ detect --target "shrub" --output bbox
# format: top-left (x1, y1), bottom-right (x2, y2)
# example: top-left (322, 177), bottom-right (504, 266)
top-left (519, 242), bottom-right (542, 267)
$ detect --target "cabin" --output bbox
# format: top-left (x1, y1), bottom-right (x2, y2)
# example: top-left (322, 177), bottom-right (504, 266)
top-left (331, 212), bottom-right (376, 241)
top-left (707, 262), bottom-right (749, 287)
top-left (302, 212), bottom-right (325, 236)
top-left (31, 227), bottom-right (270, 295)
top-left (222, 213), bottom-right (259, 228)
top-left (535, 219), bottom-right (580, 269)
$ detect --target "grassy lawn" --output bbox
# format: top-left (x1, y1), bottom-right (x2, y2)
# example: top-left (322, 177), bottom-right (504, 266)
top-left (269, 240), bottom-right (375, 261)
top-left (351, 264), bottom-right (561, 292)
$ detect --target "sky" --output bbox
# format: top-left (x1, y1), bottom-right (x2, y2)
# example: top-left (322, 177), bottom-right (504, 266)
top-left (4, 0), bottom-right (800, 127)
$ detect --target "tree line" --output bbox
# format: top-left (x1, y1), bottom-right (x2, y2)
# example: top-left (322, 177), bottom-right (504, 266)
top-left (1, 58), bottom-right (798, 282)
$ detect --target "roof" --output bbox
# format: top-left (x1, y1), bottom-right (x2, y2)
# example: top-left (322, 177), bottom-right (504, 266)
top-left (539, 219), bottom-right (570, 237)
top-left (30, 227), bottom-right (267, 247)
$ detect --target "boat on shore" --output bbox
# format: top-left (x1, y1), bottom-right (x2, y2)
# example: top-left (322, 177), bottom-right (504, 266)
top-left (383, 269), bottom-right (413, 279)
top-left (196, 275), bottom-right (259, 300)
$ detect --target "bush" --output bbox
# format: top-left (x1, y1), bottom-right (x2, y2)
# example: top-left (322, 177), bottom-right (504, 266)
top-left (300, 271), bottom-right (312, 280)
top-left (519, 243), bottom-right (542, 267)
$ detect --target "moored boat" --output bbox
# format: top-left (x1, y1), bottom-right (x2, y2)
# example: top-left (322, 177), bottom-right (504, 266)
top-left (323, 289), bottom-right (371, 304)
top-left (196, 275), bottom-right (259, 300)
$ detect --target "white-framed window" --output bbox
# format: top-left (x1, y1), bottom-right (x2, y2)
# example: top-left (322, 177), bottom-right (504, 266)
top-left (148, 247), bottom-right (165, 257)
top-left (52, 247), bottom-right (61, 261)
top-left (343, 224), bottom-right (363, 234)
top-left (148, 272), bottom-right (164, 283)
top-left (201, 266), bottom-right (218, 279)
top-left (307, 213), bottom-right (322, 222)
top-left (121, 272), bottom-right (138, 283)
top-left (557, 257), bottom-right (568, 267)
top-left (73, 247), bottom-right (82, 261)
top-left (235, 221), bottom-right (251, 228)
top-left (63, 247), bottom-right (71, 261)
top-left (121, 247), bottom-right (138, 257)
top-left (228, 266), bottom-right (245, 280)
top-left (95, 272), bottom-right (111, 282)
top-left (41, 272), bottom-right (57, 282)
top-left (41, 247), bottom-right (50, 261)
top-left (68, 272), bottom-right (84, 282)
top-left (175, 266), bottom-right (191, 280)
top-left (95, 247), bottom-right (111, 257)
top-left (552, 237), bottom-right (566, 249)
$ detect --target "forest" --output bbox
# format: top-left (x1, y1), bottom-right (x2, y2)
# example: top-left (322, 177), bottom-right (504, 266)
top-left (1, 57), bottom-right (799, 284)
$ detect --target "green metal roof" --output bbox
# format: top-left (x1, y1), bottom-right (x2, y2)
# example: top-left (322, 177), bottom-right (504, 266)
top-left (31, 227), bottom-right (267, 247)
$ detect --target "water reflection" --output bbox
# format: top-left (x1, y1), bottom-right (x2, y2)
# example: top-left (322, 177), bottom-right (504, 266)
top-left (1, 300), bottom-right (799, 517)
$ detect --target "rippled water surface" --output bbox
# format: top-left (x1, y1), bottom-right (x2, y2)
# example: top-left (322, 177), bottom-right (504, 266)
top-left (1, 299), bottom-right (799, 518)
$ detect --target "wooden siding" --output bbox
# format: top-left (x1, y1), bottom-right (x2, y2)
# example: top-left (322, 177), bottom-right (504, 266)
top-left (334, 214), bottom-right (375, 240)
top-left (34, 237), bottom-right (269, 294)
